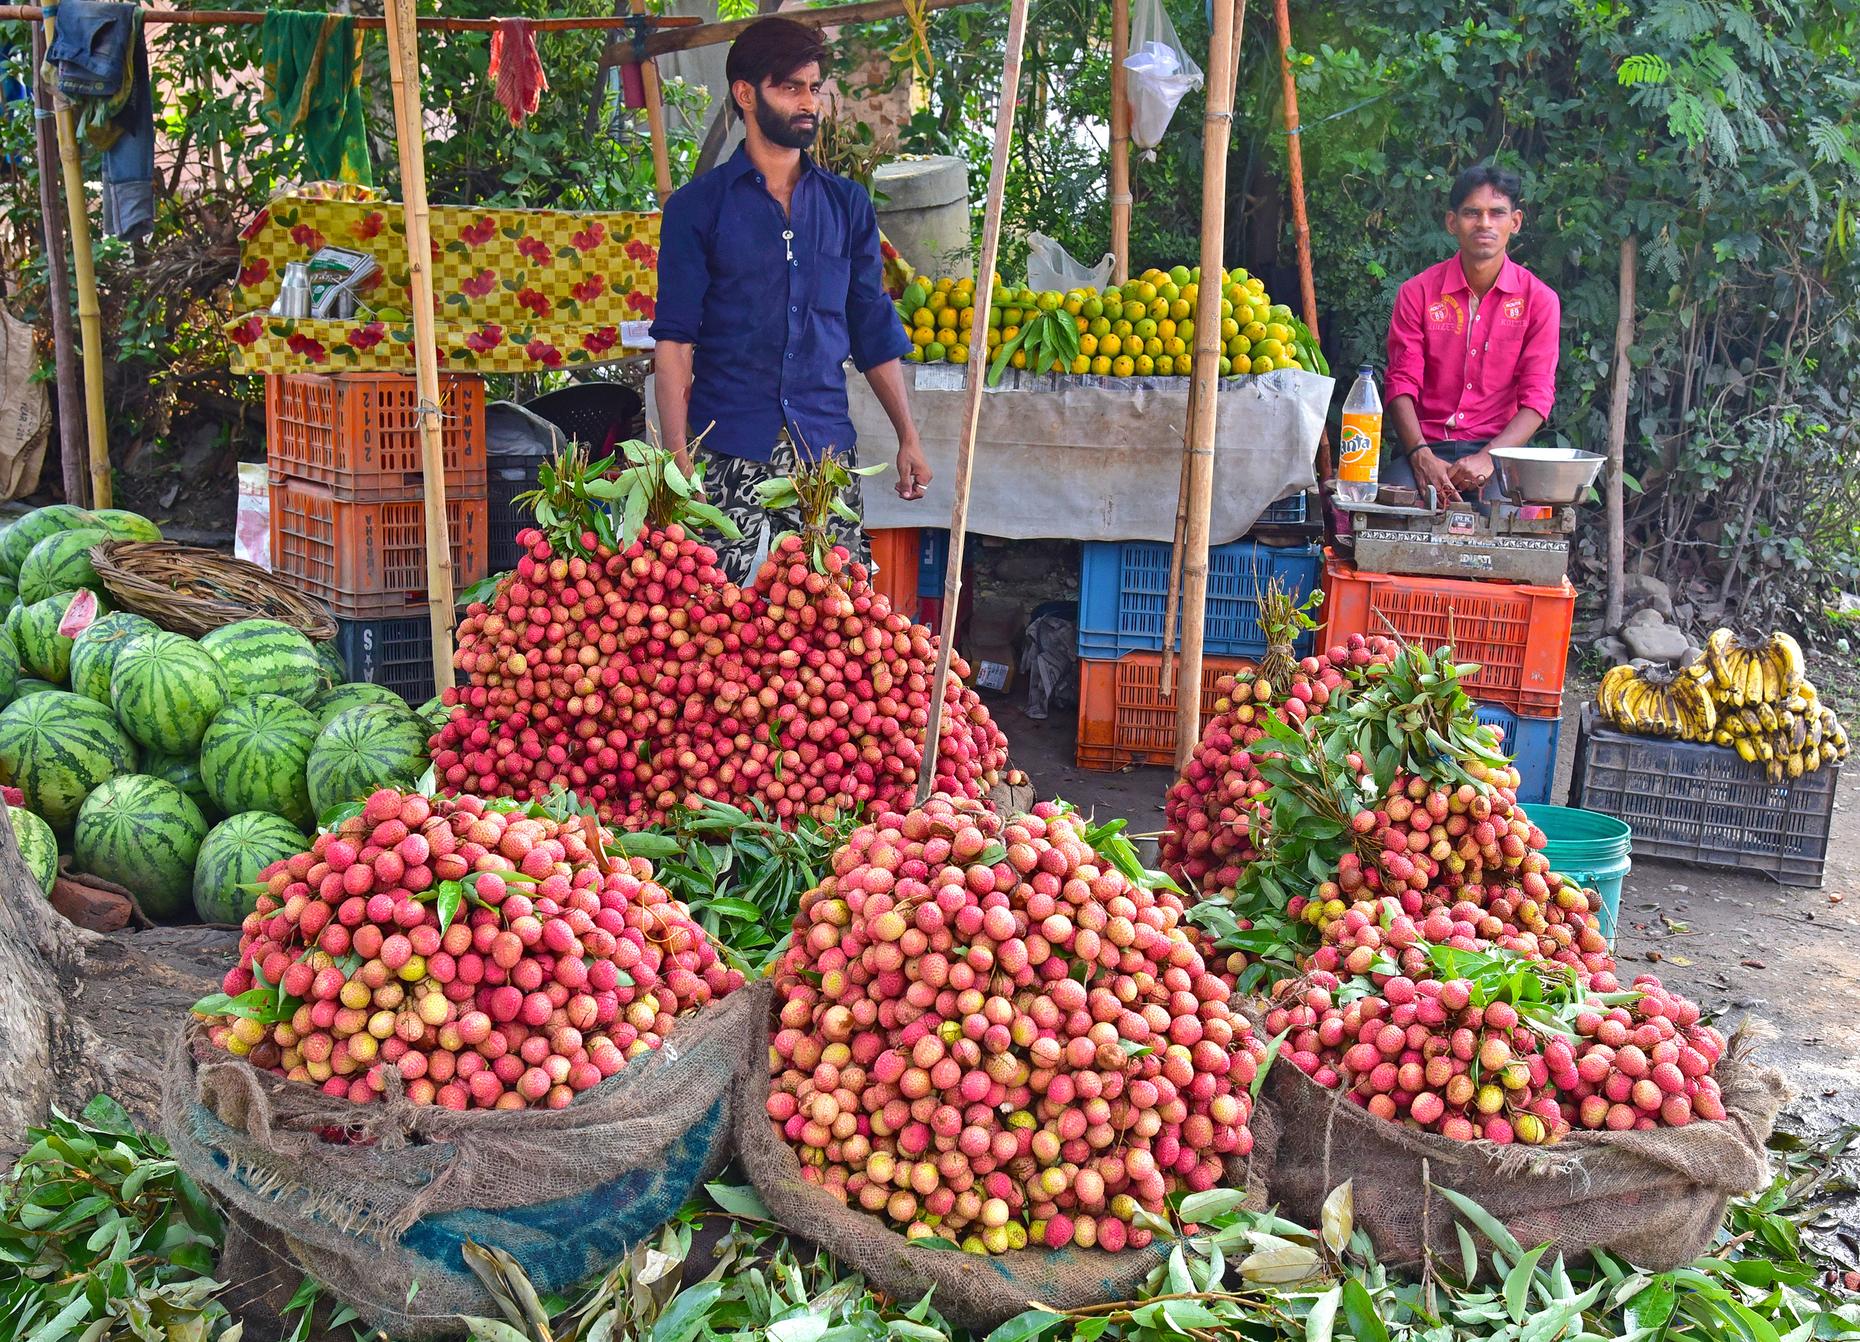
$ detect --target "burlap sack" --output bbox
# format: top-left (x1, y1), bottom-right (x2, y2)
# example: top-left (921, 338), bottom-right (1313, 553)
top-left (1252, 1047), bottom-right (1787, 1272)
top-left (734, 997), bottom-right (1273, 1332)
top-left (164, 981), bottom-right (769, 1339)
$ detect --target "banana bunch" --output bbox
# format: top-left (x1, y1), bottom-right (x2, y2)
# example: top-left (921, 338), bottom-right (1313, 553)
top-left (1714, 685), bottom-right (1851, 780)
top-left (1704, 628), bottom-right (1804, 707)
top-left (1598, 662), bottom-right (1718, 741)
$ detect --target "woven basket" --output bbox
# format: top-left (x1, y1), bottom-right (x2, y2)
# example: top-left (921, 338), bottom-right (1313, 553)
top-left (89, 541), bottom-right (337, 641)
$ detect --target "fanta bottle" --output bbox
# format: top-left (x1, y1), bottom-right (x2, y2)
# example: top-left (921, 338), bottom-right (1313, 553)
top-left (1338, 365), bottom-right (1383, 504)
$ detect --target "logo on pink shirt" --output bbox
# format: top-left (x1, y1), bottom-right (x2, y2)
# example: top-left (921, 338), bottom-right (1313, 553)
top-left (1428, 295), bottom-right (1465, 333)
top-left (1503, 295), bottom-right (1525, 322)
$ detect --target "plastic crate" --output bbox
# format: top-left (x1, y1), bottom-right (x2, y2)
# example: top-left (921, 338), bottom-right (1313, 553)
top-left (1474, 701), bottom-right (1561, 807)
top-left (918, 528), bottom-right (950, 598)
top-left (1075, 651), bottom-right (1255, 771)
top-left (265, 373), bottom-right (486, 499)
top-left (868, 528), bottom-right (918, 621)
top-left (487, 457), bottom-right (539, 576)
top-left (270, 477), bottom-right (489, 617)
top-left (1320, 551), bottom-right (1574, 717)
top-left (1077, 539), bottom-right (1322, 661)
top-left (332, 614), bottom-right (446, 705)
top-left (1257, 492), bottom-right (1309, 526)
top-left (1570, 707), bottom-right (1837, 886)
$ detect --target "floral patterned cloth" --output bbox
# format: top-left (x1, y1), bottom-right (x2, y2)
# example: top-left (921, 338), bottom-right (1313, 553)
top-left (225, 191), bottom-right (661, 374)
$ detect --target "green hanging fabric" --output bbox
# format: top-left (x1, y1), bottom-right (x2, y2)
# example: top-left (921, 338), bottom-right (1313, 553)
top-left (261, 10), bottom-right (372, 186)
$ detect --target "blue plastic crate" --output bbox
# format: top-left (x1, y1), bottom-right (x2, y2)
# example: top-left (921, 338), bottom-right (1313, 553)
top-left (1257, 492), bottom-right (1309, 526)
top-left (918, 528), bottom-right (949, 598)
top-left (1076, 539), bottom-right (1322, 660)
top-left (1474, 701), bottom-right (1562, 807)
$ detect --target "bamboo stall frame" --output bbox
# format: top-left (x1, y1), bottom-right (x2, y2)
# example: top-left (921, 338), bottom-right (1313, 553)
top-left (29, 22), bottom-right (86, 506)
top-left (1109, 0), bottom-right (1131, 284)
top-left (915, 0), bottom-right (1030, 804)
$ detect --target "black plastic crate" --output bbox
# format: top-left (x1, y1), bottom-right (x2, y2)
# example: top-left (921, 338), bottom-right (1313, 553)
top-left (1570, 706), bottom-right (1837, 886)
top-left (488, 458), bottom-right (538, 576)
top-left (333, 614), bottom-right (447, 706)
top-left (1257, 492), bottom-right (1309, 526)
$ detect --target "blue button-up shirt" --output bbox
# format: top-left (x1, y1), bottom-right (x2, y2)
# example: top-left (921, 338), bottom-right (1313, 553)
top-left (650, 146), bottom-right (911, 463)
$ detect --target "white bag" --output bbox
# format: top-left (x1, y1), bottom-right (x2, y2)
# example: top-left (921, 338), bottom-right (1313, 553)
top-left (1124, 0), bottom-right (1202, 153)
top-left (235, 462), bottom-right (271, 570)
top-left (1025, 232), bottom-right (1115, 294)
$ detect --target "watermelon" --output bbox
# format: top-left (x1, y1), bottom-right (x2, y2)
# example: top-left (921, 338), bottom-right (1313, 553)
top-left (13, 678), bottom-right (58, 697)
top-left (200, 619), bottom-right (322, 705)
top-left (306, 705), bottom-right (428, 817)
top-left (0, 578), bottom-right (15, 610)
top-left (69, 611), bottom-right (161, 704)
top-left (7, 802), bottom-right (59, 896)
top-left (307, 681), bottom-right (408, 728)
top-left (110, 630), bottom-right (231, 754)
top-left (73, 774), bottom-right (207, 920)
top-left (0, 691), bottom-right (138, 829)
top-left (144, 748), bottom-right (219, 823)
top-left (16, 591), bottom-right (95, 683)
top-left (416, 695), bottom-right (450, 730)
top-left (0, 628), bottom-right (18, 708)
top-left (200, 693), bottom-right (316, 827)
top-left (18, 528), bottom-right (107, 606)
top-left (87, 509), bottom-right (162, 543)
top-left (313, 639), bottom-right (346, 690)
top-left (192, 811), bottom-right (306, 925)
top-left (0, 504), bottom-right (94, 579)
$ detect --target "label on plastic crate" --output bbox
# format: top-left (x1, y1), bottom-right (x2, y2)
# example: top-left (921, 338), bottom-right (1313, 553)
top-left (915, 365), bottom-right (966, 392)
top-left (974, 660), bottom-right (1011, 691)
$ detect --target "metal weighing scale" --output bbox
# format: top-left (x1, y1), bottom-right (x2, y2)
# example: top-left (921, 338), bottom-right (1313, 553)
top-left (1336, 447), bottom-right (1606, 586)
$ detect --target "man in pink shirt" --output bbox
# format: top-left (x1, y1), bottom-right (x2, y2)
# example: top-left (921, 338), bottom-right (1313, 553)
top-left (1382, 165), bottom-right (1561, 503)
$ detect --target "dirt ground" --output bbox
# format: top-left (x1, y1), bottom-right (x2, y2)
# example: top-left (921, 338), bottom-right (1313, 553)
top-left (988, 676), bottom-right (1860, 1149)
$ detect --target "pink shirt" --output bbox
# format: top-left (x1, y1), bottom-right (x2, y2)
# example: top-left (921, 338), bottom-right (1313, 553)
top-left (1384, 254), bottom-right (1560, 442)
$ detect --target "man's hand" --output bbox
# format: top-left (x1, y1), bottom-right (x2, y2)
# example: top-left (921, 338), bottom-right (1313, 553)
top-left (896, 437), bottom-right (932, 500)
top-left (1447, 449), bottom-right (1494, 494)
top-left (1406, 446), bottom-right (1462, 506)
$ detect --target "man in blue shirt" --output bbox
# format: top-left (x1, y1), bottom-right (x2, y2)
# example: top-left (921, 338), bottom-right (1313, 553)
top-left (651, 17), bottom-right (931, 583)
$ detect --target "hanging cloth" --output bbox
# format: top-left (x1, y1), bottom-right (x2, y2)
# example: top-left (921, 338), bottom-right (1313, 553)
top-left (41, 2), bottom-right (155, 239)
top-left (489, 18), bottom-right (548, 128)
top-left (261, 11), bottom-right (372, 186)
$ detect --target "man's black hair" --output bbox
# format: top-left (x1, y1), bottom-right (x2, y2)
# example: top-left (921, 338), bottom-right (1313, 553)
top-left (1449, 164), bottom-right (1524, 212)
top-left (725, 17), bottom-right (828, 123)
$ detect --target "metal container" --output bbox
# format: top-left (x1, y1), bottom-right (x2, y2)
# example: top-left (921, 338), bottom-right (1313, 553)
top-left (272, 261), bottom-right (312, 319)
top-left (1491, 446), bottom-right (1606, 505)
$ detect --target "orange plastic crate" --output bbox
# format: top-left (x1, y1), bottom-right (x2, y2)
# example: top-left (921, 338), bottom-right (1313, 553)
top-left (868, 527), bottom-right (919, 621)
top-left (1320, 550), bottom-right (1574, 716)
top-left (270, 476), bottom-right (488, 617)
top-left (266, 373), bottom-right (487, 499)
top-left (1075, 651), bottom-right (1255, 771)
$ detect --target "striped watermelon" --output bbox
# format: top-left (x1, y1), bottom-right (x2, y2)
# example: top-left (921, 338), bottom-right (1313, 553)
top-left (313, 639), bottom-right (346, 690)
top-left (0, 578), bottom-right (16, 610)
top-left (110, 630), bottom-right (231, 754)
top-left (0, 628), bottom-right (18, 708)
top-left (69, 612), bottom-right (161, 704)
top-left (7, 802), bottom-right (59, 896)
top-left (87, 509), bottom-right (162, 543)
top-left (0, 691), bottom-right (138, 829)
top-left (192, 811), bottom-right (306, 925)
top-left (18, 528), bottom-right (107, 606)
top-left (16, 594), bottom-right (79, 682)
top-left (73, 774), bottom-right (208, 920)
top-left (200, 693), bottom-right (316, 827)
top-left (307, 705), bottom-right (429, 817)
top-left (0, 505), bottom-right (93, 579)
top-left (13, 678), bottom-right (58, 697)
top-left (199, 619), bottom-right (321, 705)
top-left (307, 681), bottom-right (407, 728)
top-left (144, 749), bottom-right (219, 822)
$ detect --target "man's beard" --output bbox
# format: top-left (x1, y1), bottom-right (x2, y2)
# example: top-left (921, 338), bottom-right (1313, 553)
top-left (755, 92), bottom-right (818, 149)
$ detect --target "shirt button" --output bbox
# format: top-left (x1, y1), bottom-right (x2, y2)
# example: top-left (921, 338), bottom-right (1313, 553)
top-left (785, 352), bottom-right (793, 360)
top-left (1466, 382), bottom-right (1473, 389)
top-left (791, 305), bottom-right (798, 313)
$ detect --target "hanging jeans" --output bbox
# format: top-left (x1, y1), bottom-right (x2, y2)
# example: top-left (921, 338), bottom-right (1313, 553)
top-left (43, 2), bottom-right (154, 239)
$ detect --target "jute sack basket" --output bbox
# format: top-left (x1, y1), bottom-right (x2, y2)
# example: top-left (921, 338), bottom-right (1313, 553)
top-left (164, 981), bottom-right (768, 1339)
top-left (1252, 1045), bottom-right (1787, 1271)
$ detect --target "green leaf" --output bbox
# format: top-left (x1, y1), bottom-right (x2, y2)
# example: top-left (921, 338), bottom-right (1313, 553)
top-left (1160, 1300), bottom-right (1227, 1331)
top-left (982, 1311), bottom-right (1064, 1342)
top-left (1340, 1277), bottom-right (1391, 1342)
top-left (703, 1182), bottom-right (771, 1220)
top-left (1306, 1284), bottom-right (1342, 1342)
top-left (435, 880), bottom-right (465, 935)
top-left (1178, 1188), bottom-right (1251, 1223)
top-left (318, 800), bottom-right (365, 831)
top-left (683, 499), bottom-right (744, 540)
top-left (651, 1281), bottom-right (724, 1342)
top-left (1505, 1243), bottom-right (1550, 1322)
top-left (1429, 1182), bottom-right (1527, 1261)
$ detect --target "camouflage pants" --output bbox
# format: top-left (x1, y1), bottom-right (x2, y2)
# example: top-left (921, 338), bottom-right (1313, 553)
top-left (702, 434), bottom-right (870, 586)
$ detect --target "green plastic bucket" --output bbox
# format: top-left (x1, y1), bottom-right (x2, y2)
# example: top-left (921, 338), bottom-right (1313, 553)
top-left (1530, 805), bottom-right (1632, 942)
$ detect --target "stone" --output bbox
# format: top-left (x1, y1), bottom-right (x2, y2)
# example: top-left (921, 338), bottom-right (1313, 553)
top-left (1626, 573), bottom-right (1673, 603)
top-left (1624, 606), bottom-right (1667, 629)
top-left (1593, 635), bottom-right (1631, 665)
top-left (50, 875), bottom-right (134, 933)
top-left (1624, 621), bottom-right (1692, 664)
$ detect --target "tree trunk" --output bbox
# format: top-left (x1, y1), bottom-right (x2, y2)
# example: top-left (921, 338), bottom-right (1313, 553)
top-left (0, 808), bottom-right (235, 1153)
top-left (1603, 234), bottom-right (1636, 633)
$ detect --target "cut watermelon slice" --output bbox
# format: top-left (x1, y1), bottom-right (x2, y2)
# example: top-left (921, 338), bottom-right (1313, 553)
top-left (58, 589), bottom-right (103, 640)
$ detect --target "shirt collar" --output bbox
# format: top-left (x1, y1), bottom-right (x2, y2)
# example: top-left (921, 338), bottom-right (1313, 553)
top-left (1449, 253), bottom-right (1523, 294)
top-left (721, 141), bottom-right (820, 184)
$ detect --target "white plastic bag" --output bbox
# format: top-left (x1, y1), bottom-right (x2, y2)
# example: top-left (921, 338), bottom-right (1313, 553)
top-left (1124, 0), bottom-right (1202, 153)
top-left (235, 462), bottom-right (271, 570)
top-left (1025, 232), bottom-right (1115, 294)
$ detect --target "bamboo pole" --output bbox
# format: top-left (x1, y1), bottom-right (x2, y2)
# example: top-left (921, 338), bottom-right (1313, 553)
top-left (0, 6), bottom-right (702, 29)
top-left (1173, 0), bottom-right (1240, 772)
top-left (626, 0), bottom-right (980, 61)
top-left (381, 0), bottom-right (456, 696)
top-left (42, 13), bottom-right (112, 508)
top-left (30, 23), bottom-right (87, 506)
top-left (1272, 0), bottom-right (1316, 334)
top-left (631, 0), bottom-right (674, 199)
top-left (1603, 234), bottom-right (1636, 633)
top-left (1109, 0), bottom-right (1131, 284)
top-left (914, 0), bottom-right (1028, 806)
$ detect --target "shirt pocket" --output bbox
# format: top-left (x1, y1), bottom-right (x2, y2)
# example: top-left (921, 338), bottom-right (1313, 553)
top-left (812, 253), bottom-right (851, 315)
